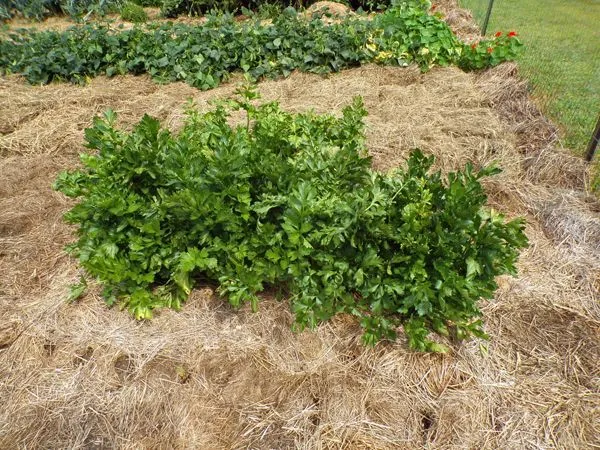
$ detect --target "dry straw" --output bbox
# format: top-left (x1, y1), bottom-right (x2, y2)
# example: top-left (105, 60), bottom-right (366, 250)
top-left (0, 3), bottom-right (599, 448)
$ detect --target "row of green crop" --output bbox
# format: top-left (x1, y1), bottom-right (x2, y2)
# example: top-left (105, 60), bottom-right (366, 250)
top-left (0, 0), bottom-right (119, 21)
top-left (160, 0), bottom-right (395, 18)
top-left (0, 4), bottom-right (522, 89)
top-left (0, 0), bottom-right (392, 22)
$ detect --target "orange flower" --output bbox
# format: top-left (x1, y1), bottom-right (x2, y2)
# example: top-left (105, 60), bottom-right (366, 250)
top-left (487, 47), bottom-right (493, 54)
top-left (495, 31), bottom-right (502, 38)
top-left (508, 31), bottom-right (518, 37)
top-left (471, 43), bottom-right (477, 50)
top-left (430, 4), bottom-right (437, 11)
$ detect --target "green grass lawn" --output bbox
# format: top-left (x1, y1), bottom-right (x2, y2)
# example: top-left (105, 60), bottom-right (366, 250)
top-left (459, 0), bottom-right (600, 155)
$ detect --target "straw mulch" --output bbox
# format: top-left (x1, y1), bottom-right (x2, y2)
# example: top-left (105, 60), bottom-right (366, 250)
top-left (0, 44), bottom-right (599, 450)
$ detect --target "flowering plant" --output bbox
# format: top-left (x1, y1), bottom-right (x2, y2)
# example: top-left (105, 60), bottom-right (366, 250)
top-left (459, 31), bottom-right (523, 71)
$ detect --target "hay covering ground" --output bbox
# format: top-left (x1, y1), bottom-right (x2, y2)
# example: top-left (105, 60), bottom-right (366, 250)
top-left (1, 53), bottom-right (599, 450)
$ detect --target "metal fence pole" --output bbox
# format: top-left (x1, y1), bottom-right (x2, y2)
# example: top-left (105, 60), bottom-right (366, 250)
top-left (585, 114), bottom-right (600, 162)
top-left (481, 0), bottom-right (495, 36)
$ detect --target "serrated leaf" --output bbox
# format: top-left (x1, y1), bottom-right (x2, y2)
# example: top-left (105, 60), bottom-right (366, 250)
top-left (466, 257), bottom-right (481, 278)
top-left (354, 268), bottom-right (364, 286)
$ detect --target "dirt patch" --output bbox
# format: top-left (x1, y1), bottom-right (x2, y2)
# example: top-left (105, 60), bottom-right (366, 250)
top-left (0, 59), bottom-right (599, 449)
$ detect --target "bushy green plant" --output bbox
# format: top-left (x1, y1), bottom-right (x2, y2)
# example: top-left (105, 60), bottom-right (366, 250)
top-left (349, 0), bottom-right (393, 11)
top-left (366, 0), bottom-right (461, 69)
top-left (160, 0), bottom-right (393, 18)
top-left (0, 4), bottom-right (523, 88)
top-left (0, 4), bottom-right (11, 21)
top-left (54, 87), bottom-right (528, 351)
top-left (255, 1), bottom-right (283, 19)
top-left (161, 0), bottom-right (205, 17)
top-left (63, 0), bottom-right (123, 19)
top-left (459, 30), bottom-right (523, 71)
top-left (0, 0), bottom-right (122, 21)
top-left (0, 0), bottom-right (438, 21)
top-left (132, 0), bottom-right (162, 6)
top-left (8, 0), bottom-right (59, 20)
top-left (121, 1), bottom-right (147, 21)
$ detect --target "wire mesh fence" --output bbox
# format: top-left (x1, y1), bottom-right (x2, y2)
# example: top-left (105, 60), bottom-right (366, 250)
top-left (458, 0), bottom-right (600, 161)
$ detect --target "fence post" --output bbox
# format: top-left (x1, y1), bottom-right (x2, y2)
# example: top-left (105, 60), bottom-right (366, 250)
top-left (481, 0), bottom-right (495, 36)
top-left (585, 114), bottom-right (600, 162)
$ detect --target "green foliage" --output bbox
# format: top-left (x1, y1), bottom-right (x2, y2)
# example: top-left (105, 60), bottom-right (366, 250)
top-left (458, 31), bottom-right (523, 71)
top-left (160, 0), bottom-right (206, 17)
top-left (366, 0), bottom-right (461, 70)
top-left (0, 4), bottom-right (522, 88)
top-left (62, 0), bottom-right (122, 19)
top-left (160, 0), bottom-right (392, 18)
top-left (53, 88), bottom-right (528, 350)
top-left (0, 0), bottom-right (122, 21)
top-left (0, 5), bottom-right (10, 21)
top-left (67, 276), bottom-right (88, 302)
top-left (2, 0), bottom-right (59, 20)
top-left (132, 0), bottom-right (162, 6)
top-left (121, 1), bottom-right (147, 22)
top-left (255, 1), bottom-right (283, 19)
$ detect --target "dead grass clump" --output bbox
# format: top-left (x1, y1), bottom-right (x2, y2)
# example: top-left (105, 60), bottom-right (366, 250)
top-left (475, 64), bottom-right (560, 149)
top-left (304, 1), bottom-right (354, 23)
top-left (535, 193), bottom-right (600, 253)
top-left (307, 1), bottom-right (352, 16)
top-left (1, 62), bottom-right (599, 448)
top-left (435, 0), bottom-right (481, 40)
top-left (522, 146), bottom-right (590, 191)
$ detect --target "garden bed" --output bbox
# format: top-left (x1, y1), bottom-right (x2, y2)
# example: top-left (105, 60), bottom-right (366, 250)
top-left (1, 60), bottom-right (598, 447)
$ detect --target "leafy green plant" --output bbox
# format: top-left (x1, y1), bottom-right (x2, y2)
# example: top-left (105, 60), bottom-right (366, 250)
top-left (0, 3), bottom-right (523, 88)
top-left (366, 0), bottom-right (462, 70)
top-left (67, 276), bottom-right (88, 302)
top-left (160, 0), bottom-right (208, 17)
top-left (132, 0), bottom-right (162, 6)
top-left (0, 4), bottom-right (11, 21)
top-left (9, 0), bottom-right (59, 20)
top-left (121, 1), bottom-right (147, 21)
top-left (256, 1), bottom-right (283, 19)
top-left (54, 87), bottom-right (528, 351)
top-left (349, 0), bottom-right (394, 12)
top-left (0, 0), bottom-right (122, 21)
top-left (459, 30), bottom-right (523, 71)
top-left (62, 0), bottom-right (122, 19)
top-left (160, 0), bottom-right (392, 18)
